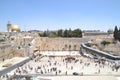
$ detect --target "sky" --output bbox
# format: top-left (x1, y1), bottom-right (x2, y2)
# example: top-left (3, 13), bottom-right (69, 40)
top-left (0, 0), bottom-right (120, 32)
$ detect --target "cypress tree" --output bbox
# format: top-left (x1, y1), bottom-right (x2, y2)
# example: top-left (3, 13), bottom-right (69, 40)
top-left (63, 29), bottom-right (68, 37)
top-left (114, 26), bottom-right (118, 40)
top-left (117, 27), bottom-right (120, 41)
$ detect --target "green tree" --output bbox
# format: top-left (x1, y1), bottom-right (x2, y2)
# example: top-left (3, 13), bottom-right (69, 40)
top-left (49, 32), bottom-right (58, 37)
top-left (63, 29), bottom-right (68, 37)
top-left (43, 31), bottom-right (47, 37)
top-left (68, 28), bottom-right (72, 37)
top-left (101, 41), bottom-right (111, 46)
top-left (38, 28), bottom-right (82, 38)
top-left (116, 31), bottom-right (120, 41)
top-left (38, 33), bottom-right (43, 37)
top-left (72, 29), bottom-right (82, 37)
top-left (114, 26), bottom-right (119, 40)
top-left (58, 29), bottom-right (63, 37)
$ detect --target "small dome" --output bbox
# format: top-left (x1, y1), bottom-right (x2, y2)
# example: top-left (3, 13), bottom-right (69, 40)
top-left (107, 29), bottom-right (113, 34)
top-left (11, 25), bottom-right (20, 31)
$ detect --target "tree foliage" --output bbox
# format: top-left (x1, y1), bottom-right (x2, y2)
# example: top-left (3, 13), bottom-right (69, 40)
top-left (58, 29), bottom-right (63, 37)
top-left (63, 29), bottom-right (68, 37)
top-left (101, 41), bottom-right (111, 46)
top-left (39, 28), bottom-right (82, 38)
top-left (113, 26), bottom-right (120, 41)
top-left (71, 29), bottom-right (82, 37)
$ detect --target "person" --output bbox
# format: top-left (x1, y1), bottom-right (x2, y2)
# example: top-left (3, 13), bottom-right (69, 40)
top-left (98, 69), bottom-right (100, 73)
top-left (3, 58), bottom-right (4, 62)
top-left (56, 71), bottom-right (57, 75)
top-left (66, 71), bottom-right (67, 75)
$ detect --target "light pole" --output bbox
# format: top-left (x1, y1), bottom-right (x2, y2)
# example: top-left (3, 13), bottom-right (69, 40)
top-left (24, 44), bottom-right (30, 57)
top-left (24, 38), bottom-right (30, 57)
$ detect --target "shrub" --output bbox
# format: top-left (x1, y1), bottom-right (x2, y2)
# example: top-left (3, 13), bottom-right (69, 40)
top-left (101, 41), bottom-right (111, 46)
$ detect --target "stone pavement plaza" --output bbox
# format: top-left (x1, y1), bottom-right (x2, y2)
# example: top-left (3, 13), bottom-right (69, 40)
top-left (31, 76), bottom-right (118, 80)
top-left (1, 51), bottom-right (120, 80)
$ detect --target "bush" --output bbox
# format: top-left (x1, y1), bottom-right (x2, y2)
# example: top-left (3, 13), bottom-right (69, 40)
top-left (101, 41), bottom-right (111, 46)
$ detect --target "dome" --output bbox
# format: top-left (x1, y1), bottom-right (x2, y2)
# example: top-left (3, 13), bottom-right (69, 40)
top-left (107, 29), bottom-right (113, 34)
top-left (11, 25), bottom-right (20, 31)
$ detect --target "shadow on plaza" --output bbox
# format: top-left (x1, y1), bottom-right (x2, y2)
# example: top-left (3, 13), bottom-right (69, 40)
top-left (8, 73), bottom-right (120, 80)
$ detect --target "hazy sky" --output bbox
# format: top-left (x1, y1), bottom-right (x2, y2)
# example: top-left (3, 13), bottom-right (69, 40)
top-left (0, 0), bottom-right (120, 32)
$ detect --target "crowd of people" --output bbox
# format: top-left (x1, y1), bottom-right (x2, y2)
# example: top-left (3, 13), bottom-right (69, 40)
top-left (1, 52), bottom-right (120, 79)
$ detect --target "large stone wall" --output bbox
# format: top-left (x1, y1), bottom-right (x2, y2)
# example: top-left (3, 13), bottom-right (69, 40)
top-left (0, 45), bottom-right (12, 61)
top-left (0, 32), bottom-right (117, 61)
top-left (34, 37), bottom-right (89, 51)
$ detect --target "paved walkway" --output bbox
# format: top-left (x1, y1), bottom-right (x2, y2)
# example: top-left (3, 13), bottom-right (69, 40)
top-left (0, 57), bottom-right (27, 70)
top-left (1, 51), bottom-right (120, 80)
top-left (32, 76), bottom-right (117, 80)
